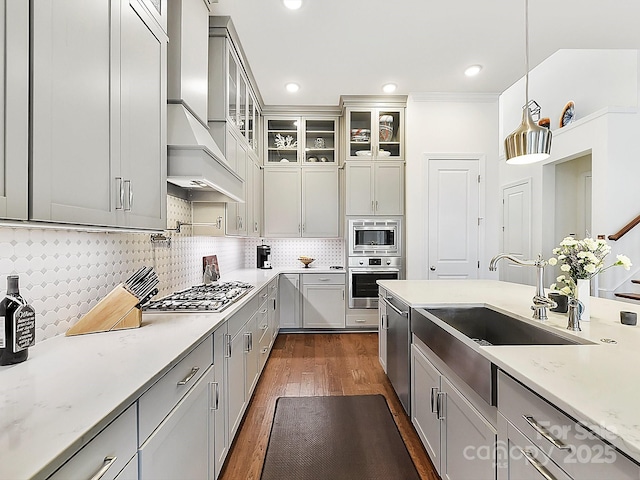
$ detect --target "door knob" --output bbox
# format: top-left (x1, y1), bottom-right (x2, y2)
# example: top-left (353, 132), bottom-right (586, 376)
top-left (430, 266), bottom-right (436, 271)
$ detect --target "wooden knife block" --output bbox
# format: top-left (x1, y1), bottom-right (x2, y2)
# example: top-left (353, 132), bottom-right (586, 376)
top-left (66, 284), bottom-right (142, 336)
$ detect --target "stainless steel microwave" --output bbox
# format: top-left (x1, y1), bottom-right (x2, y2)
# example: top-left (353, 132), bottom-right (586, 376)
top-left (348, 218), bottom-right (401, 257)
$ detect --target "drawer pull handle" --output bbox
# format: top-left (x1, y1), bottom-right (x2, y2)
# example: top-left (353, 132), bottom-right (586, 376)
top-left (430, 387), bottom-right (438, 414)
top-left (520, 448), bottom-right (558, 480)
top-left (261, 347), bottom-right (269, 354)
top-left (522, 415), bottom-right (571, 451)
top-left (260, 308), bottom-right (268, 314)
top-left (89, 456), bottom-right (117, 480)
top-left (177, 366), bottom-right (200, 386)
top-left (261, 293), bottom-right (268, 299)
top-left (261, 324), bottom-right (268, 330)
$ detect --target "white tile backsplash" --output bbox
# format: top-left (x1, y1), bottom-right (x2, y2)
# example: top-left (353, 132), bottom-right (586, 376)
top-left (244, 238), bottom-right (345, 268)
top-left (0, 196), bottom-right (345, 342)
top-left (0, 196), bottom-right (246, 341)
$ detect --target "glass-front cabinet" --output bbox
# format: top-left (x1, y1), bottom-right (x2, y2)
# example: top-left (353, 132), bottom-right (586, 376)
top-left (343, 102), bottom-right (405, 161)
top-left (264, 116), bottom-right (337, 165)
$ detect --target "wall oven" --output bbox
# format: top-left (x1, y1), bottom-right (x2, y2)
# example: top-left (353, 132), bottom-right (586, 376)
top-left (348, 257), bottom-right (403, 309)
top-left (348, 219), bottom-right (401, 257)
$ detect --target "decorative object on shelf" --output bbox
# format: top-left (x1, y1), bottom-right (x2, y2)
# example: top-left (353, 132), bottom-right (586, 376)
top-left (378, 150), bottom-right (391, 157)
top-left (538, 117), bottom-right (551, 129)
top-left (274, 133), bottom-right (297, 149)
top-left (503, 0), bottom-right (552, 164)
top-left (559, 101), bottom-right (575, 127)
top-left (280, 158), bottom-right (290, 162)
top-left (548, 236), bottom-right (632, 322)
top-left (298, 256), bottom-right (315, 268)
top-left (355, 150), bottom-right (372, 157)
top-left (307, 157), bottom-right (318, 162)
top-left (351, 128), bottom-right (370, 142)
top-left (314, 137), bottom-right (326, 148)
top-left (379, 115), bottom-right (394, 142)
top-left (319, 156), bottom-right (329, 162)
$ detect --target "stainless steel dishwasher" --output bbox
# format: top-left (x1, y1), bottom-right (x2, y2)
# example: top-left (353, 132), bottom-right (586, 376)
top-left (381, 293), bottom-right (410, 414)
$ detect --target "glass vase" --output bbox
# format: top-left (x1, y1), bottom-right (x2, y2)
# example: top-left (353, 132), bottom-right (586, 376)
top-left (575, 278), bottom-right (591, 322)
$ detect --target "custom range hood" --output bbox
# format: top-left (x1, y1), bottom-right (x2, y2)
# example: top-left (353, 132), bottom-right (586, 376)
top-left (167, 103), bottom-right (243, 203)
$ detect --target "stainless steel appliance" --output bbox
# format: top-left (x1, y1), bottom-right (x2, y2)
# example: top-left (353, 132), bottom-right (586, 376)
top-left (348, 218), bottom-right (401, 257)
top-left (257, 244), bottom-right (272, 269)
top-left (381, 293), bottom-right (410, 414)
top-left (348, 257), bottom-right (402, 309)
top-left (144, 281), bottom-right (253, 313)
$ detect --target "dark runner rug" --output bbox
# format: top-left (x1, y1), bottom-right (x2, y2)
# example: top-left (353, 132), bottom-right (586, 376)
top-left (260, 394), bottom-right (421, 480)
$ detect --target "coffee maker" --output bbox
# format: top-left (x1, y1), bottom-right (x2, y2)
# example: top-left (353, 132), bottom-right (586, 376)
top-left (257, 244), bottom-right (272, 269)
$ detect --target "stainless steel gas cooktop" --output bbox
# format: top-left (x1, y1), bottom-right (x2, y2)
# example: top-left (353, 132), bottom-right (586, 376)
top-left (143, 281), bottom-right (254, 313)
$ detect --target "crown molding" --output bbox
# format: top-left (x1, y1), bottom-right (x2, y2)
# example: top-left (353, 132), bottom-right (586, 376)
top-left (410, 92), bottom-right (499, 103)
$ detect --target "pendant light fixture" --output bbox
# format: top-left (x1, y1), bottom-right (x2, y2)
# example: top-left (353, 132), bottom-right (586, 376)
top-left (504, 0), bottom-right (552, 165)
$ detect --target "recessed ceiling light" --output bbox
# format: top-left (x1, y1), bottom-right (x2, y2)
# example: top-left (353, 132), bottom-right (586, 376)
top-left (285, 82), bottom-right (300, 93)
top-left (283, 0), bottom-right (302, 10)
top-left (464, 65), bottom-right (483, 77)
top-left (382, 83), bottom-right (397, 93)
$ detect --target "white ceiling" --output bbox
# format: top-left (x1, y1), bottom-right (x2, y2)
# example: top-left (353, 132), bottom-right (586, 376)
top-left (210, 0), bottom-right (640, 107)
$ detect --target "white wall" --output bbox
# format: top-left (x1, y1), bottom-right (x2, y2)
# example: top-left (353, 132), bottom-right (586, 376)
top-left (499, 49), bottom-right (640, 297)
top-left (500, 49), bottom-right (639, 156)
top-left (405, 94), bottom-right (500, 280)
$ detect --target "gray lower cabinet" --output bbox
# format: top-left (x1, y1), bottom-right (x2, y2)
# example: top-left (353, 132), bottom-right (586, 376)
top-left (378, 291), bottom-right (387, 373)
top-left (0, 0), bottom-right (28, 220)
top-left (279, 274), bottom-right (301, 328)
top-left (212, 326), bottom-right (229, 479)
top-left (497, 371), bottom-right (640, 480)
top-left (47, 405), bottom-right (138, 480)
top-left (227, 323), bottom-right (247, 440)
top-left (139, 366), bottom-right (215, 480)
top-left (31, 0), bottom-right (166, 230)
top-left (302, 274), bottom-right (345, 328)
top-left (411, 342), bottom-right (496, 480)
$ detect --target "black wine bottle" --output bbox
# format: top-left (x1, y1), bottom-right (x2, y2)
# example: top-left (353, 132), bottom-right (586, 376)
top-left (0, 275), bottom-right (36, 366)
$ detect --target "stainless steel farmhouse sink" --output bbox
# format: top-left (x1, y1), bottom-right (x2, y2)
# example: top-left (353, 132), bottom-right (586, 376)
top-left (423, 306), bottom-right (584, 346)
top-left (412, 306), bottom-right (593, 405)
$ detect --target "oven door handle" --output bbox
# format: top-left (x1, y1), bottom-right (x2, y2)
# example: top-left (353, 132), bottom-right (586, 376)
top-left (381, 296), bottom-right (408, 317)
top-left (350, 268), bottom-right (401, 274)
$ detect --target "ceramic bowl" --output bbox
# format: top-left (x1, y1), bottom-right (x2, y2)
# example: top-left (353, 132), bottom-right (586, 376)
top-left (298, 256), bottom-right (315, 268)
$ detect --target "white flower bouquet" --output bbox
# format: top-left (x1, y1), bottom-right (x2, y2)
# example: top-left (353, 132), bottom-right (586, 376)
top-left (549, 236), bottom-right (632, 297)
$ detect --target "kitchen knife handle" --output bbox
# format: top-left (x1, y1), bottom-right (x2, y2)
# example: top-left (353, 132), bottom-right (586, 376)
top-left (177, 367), bottom-right (199, 386)
top-left (89, 456), bottom-right (117, 480)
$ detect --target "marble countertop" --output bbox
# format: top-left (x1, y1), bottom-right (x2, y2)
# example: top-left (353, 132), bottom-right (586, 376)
top-left (378, 279), bottom-right (640, 463)
top-left (1, 266), bottom-right (346, 480)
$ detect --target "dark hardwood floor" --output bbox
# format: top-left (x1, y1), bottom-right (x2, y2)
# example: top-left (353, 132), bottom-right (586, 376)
top-left (219, 333), bottom-right (439, 480)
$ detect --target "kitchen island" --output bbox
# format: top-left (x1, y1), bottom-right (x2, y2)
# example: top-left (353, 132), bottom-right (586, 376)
top-left (0, 265), bottom-right (343, 480)
top-left (378, 279), bottom-right (640, 473)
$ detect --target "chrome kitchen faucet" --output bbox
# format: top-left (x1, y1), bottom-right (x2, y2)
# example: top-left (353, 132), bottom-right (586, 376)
top-left (489, 253), bottom-right (557, 320)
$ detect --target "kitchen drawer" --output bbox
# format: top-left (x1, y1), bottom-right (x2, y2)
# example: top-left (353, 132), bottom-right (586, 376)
top-left (258, 332), bottom-right (272, 371)
top-left (48, 405), bottom-right (137, 480)
top-left (498, 371), bottom-right (640, 479)
top-left (138, 335), bottom-right (213, 443)
top-left (302, 273), bottom-right (345, 286)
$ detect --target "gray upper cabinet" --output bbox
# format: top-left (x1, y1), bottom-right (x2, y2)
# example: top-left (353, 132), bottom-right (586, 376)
top-left (31, 0), bottom-right (167, 230)
top-left (0, 0), bottom-right (28, 220)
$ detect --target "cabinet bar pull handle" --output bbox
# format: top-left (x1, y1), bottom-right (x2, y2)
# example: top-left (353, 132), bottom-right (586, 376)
top-left (375, 200), bottom-right (378, 211)
top-left (520, 448), bottom-right (558, 480)
top-left (371, 200), bottom-right (374, 213)
top-left (123, 180), bottom-right (132, 211)
top-left (115, 178), bottom-right (124, 210)
top-left (244, 332), bottom-right (250, 352)
top-left (430, 387), bottom-right (438, 414)
top-left (522, 415), bottom-right (571, 451)
top-left (342, 289), bottom-right (345, 300)
top-left (261, 293), bottom-right (268, 299)
top-left (260, 308), bottom-right (268, 314)
top-left (225, 334), bottom-right (232, 358)
top-left (89, 456), bottom-right (118, 480)
top-left (177, 366), bottom-right (199, 386)
top-left (211, 382), bottom-right (219, 410)
top-left (436, 392), bottom-right (446, 420)
top-left (318, 278), bottom-right (330, 281)
top-left (261, 346), bottom-right (268, 354)
top-left (261, 323), bottom-right (268, 330)
top-left (249, 332), bottom-right (253, 351)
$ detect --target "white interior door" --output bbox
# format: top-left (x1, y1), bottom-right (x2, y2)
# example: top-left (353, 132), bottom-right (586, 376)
top-left (501, 180), bottom-right (531, 285)
top-left (427, 159), bottom-right (479, 279)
